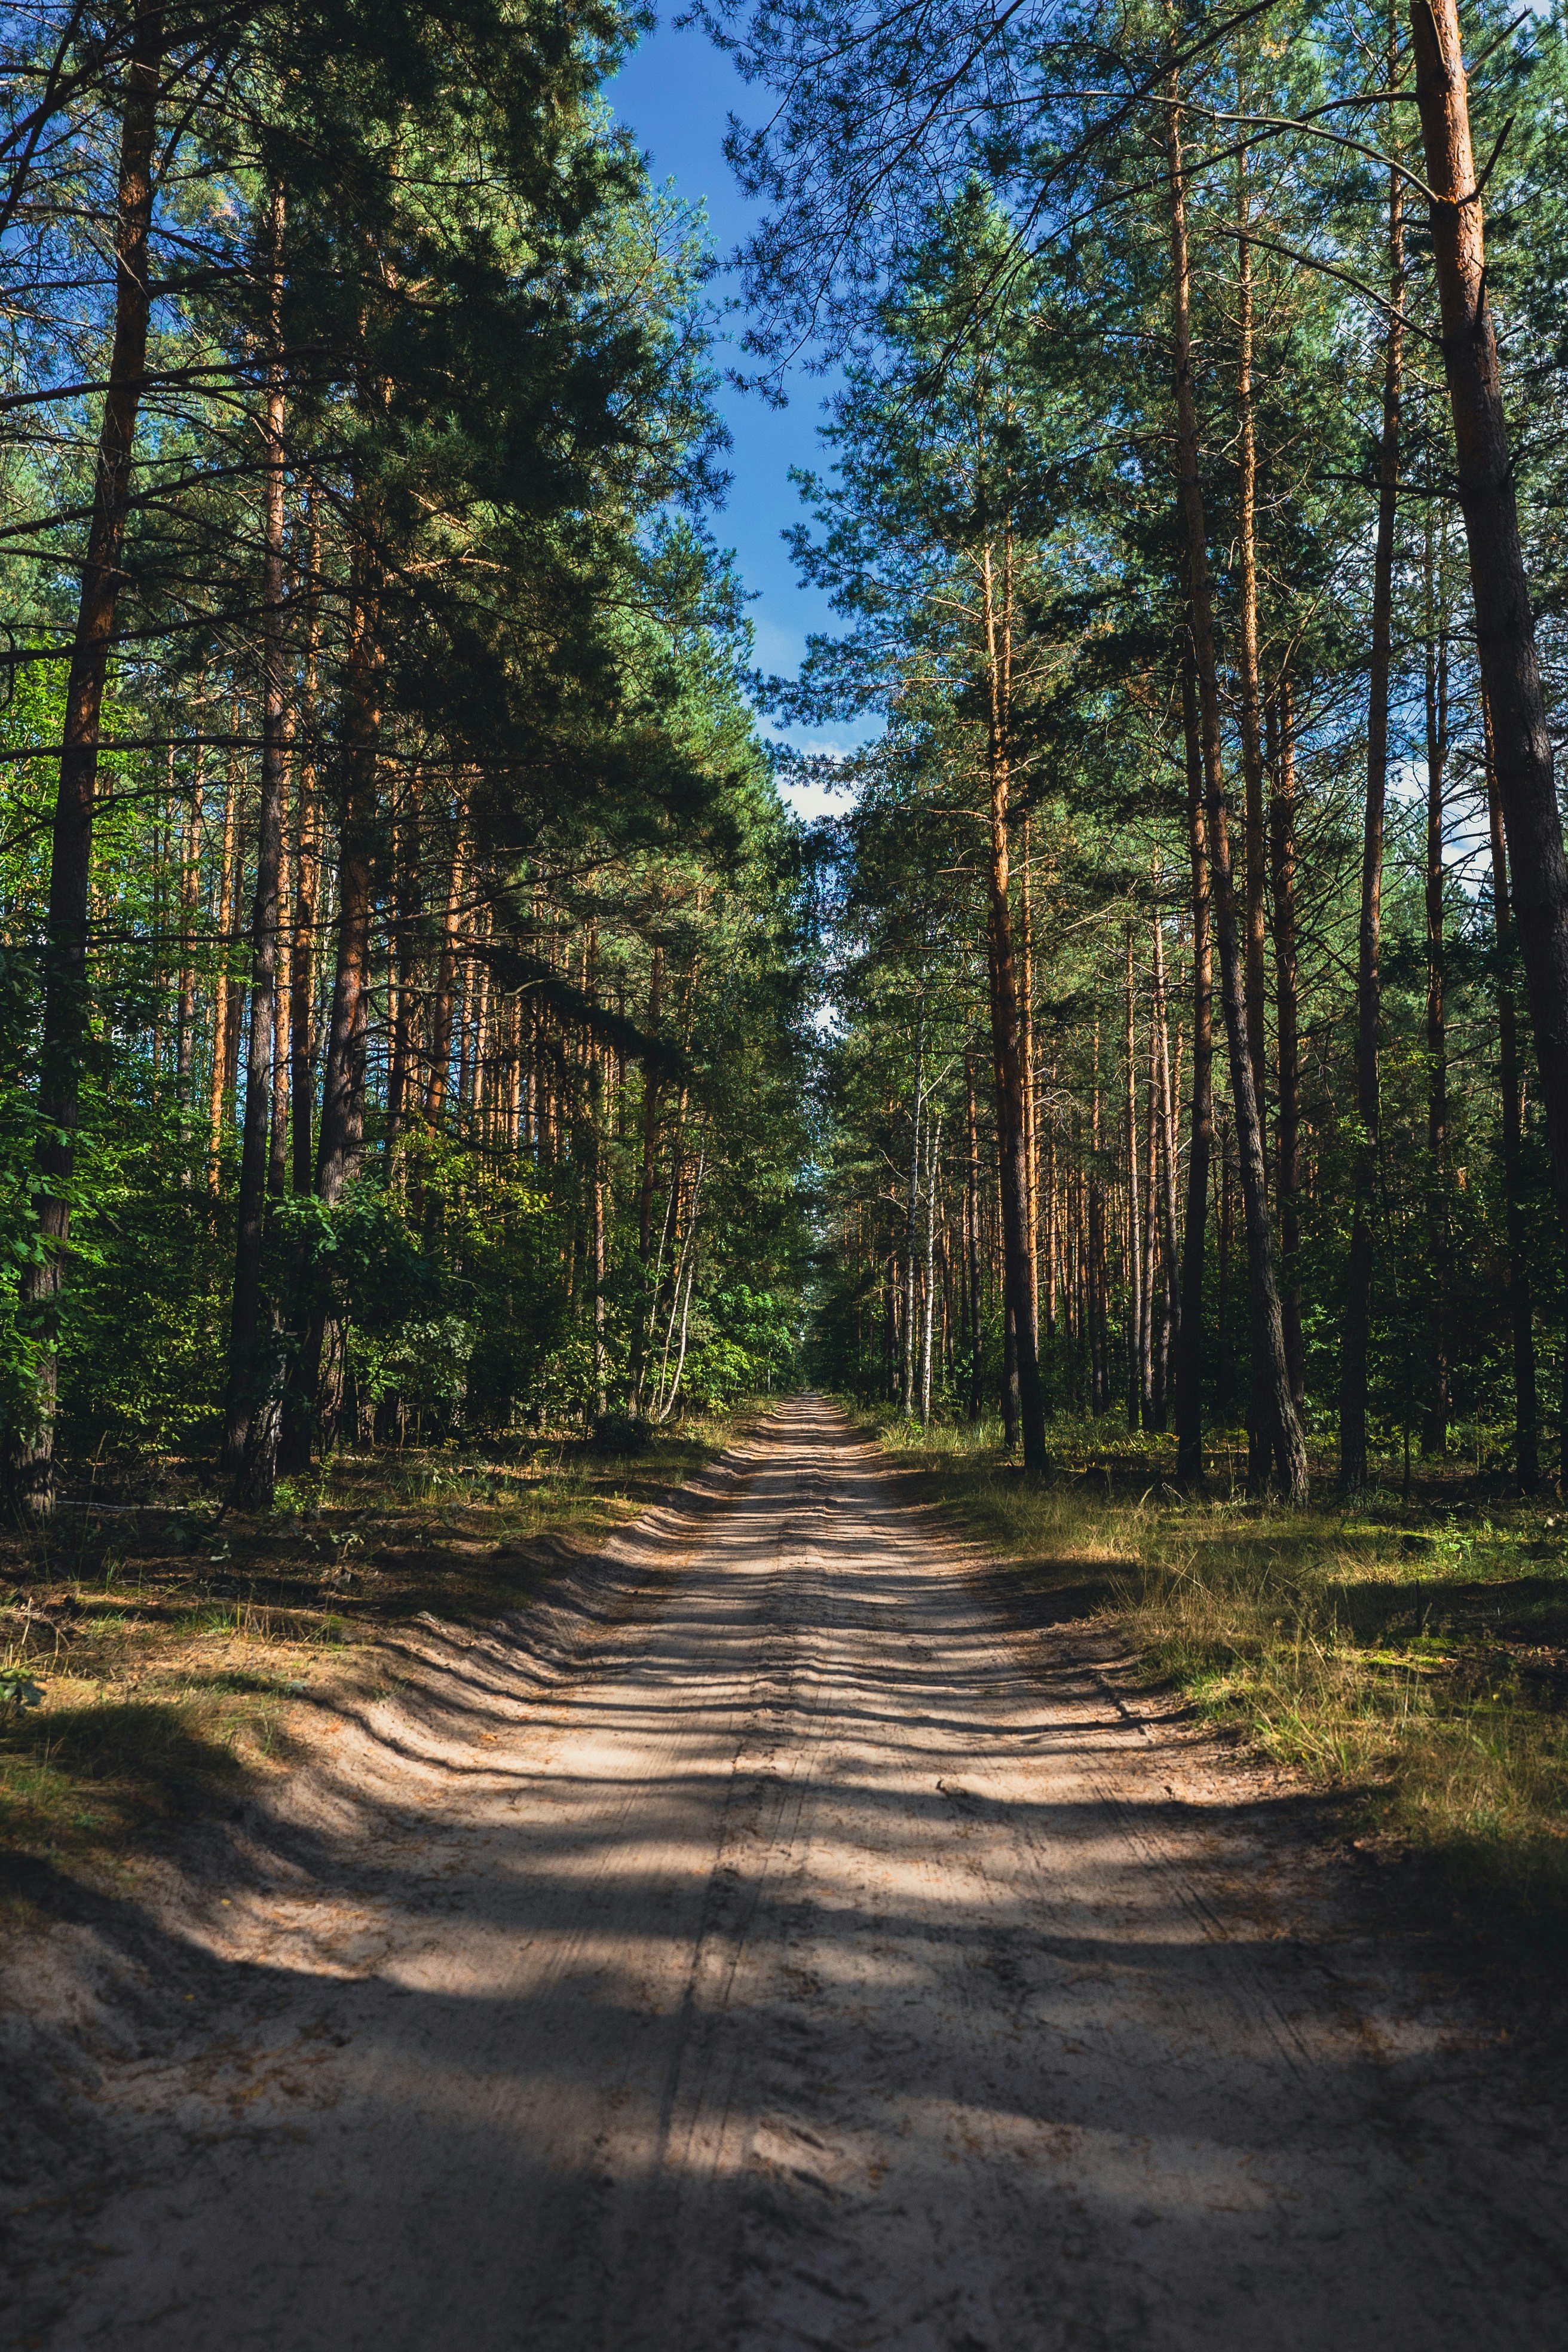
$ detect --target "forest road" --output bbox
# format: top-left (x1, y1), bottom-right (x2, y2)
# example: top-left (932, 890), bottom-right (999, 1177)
top-left (20, 1396), bottom-right (1567, 2350)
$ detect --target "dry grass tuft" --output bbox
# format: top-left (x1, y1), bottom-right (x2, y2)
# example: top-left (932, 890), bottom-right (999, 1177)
top-left (0, 1408), bottom-right (748, 1912)
top-left (863, 1404), bottom-right (1568, 1947)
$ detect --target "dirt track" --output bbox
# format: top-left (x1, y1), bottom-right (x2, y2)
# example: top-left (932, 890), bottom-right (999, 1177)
top-left (8, 1398), bottom-right (1567, 2347)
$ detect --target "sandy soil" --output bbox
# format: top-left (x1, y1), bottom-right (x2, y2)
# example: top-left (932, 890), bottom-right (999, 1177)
top-left (4, 1396), bottom-right (1566, 2349)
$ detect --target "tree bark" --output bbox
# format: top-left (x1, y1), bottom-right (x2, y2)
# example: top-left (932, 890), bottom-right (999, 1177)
top-left (1165, 85), bottom-right (1305, 1500)
top-left (1485, 695), bottom-right (1538, 1489)
top-left (315, 522), bottom-right (383, 1206)
top-left (1342, 115), bottom-right (1404, 1495)
top-left (1150, 898), bottom-right (1180, 1430)
top-left (1173, 634), bottom-right (1213, 1489)
top-left (290, 482), bottom-right (321, 1196)
top-left (966, 1049), bottom-right (984, 1420)
top-left (1125, 927), bottom-right (1143, 1429)
top-left (1235, 154), bottom-right (1268, 1111)
top-left (422, 814), bottom-right (466, 1123)
top-left (1267, 681), bottom-right (1305, 1412)
top-left (981, 544), bottom-right (1048, 1470)
top-left (223, 178), bottom-right (288, 1500)
top-left (902, 1007), bottom-right (925, 1416)
top-left (11, 5), bottom-right (163, 1511)
top-left (1423, 510), bottom-right (1451, 1453)
top-left (1411, 0), bottom-right (1568, 1255)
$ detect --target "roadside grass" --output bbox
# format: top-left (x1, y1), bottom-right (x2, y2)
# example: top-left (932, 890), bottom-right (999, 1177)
top-left (0, 1408), bottom-right (750, 1914)
top-left (860, 1404), bottom-right (1568, 1950)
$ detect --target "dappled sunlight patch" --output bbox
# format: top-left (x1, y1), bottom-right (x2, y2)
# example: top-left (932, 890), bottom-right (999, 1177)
top-left (856, 1402), bottom-right (1568, 1949)
top-left (0, 1410), bottom-right (761, 1904)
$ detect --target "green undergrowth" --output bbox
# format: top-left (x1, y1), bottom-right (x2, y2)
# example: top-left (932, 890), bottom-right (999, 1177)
top-left (0, 1408), bottom-right (752, 1915)
top-left (862, 1404), bottom-right (1568, 1953)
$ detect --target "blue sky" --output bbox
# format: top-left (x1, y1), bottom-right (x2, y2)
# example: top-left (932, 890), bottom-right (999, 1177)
top-left (607, 15), bottom-right (867, 801)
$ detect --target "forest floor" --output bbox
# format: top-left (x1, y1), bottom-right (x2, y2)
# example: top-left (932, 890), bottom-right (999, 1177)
top-left (3, 1395), bottom-right (1566, 2348)
top-left (872, 1409), bottom-right (1568, 1953)
top-left (0, 1410), bottom-right (749, 1925)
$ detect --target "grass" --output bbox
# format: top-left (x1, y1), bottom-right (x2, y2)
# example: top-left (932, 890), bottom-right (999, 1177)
top-left (863, 1404), bottom-right (1568, 1952)
top-left (0, 1407), bottom-right (751, 1915)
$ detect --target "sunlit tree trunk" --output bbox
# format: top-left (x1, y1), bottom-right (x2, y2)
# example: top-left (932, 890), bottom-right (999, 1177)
top-left (1342, 81), bottom-right (1404, 1494)
top-left (1173, 638), bottom-right (1212, 1489)
top-left (1165, 84), bottom-right (1304, 1499)
top-left (981, 542), bottom-right (1048, 1468)
top-left (966, 1050), bottom-right (984, 1420)
top-left (1267, 681), bottom-right (1304, 1412)
top-left (1411, 0), bottom-right (1568, 1258)
top-left (1151, 896), bottom-right (1181, 1431)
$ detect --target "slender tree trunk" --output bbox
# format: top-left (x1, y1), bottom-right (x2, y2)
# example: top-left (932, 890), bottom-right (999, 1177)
top-left (1343, 107), bottom-right (1404, 1494)
top-left (316, 526), bottom-right (383, 1205)
top-left (1424, 510), bottom-right (1452, 1453)
top-left (1236, 158), bottom-right (1275, 1490)
top-left (284, 504), bottom-right (384, 1467)
top-left (1151, 901), bottom-right (1180, 1431)
top-left (1174, 636), bottom-right (1214, 1489)
top-left (1166, 87), bottom-right (1305, 1499)
top-left (268, 797), bottom-right (292, 1200)
top-left (290, 483), bottom-right (321, 1196)
top-left (966, 1050), bottom-right (984, 1420)
top-left (207, 746), bottom-right (239, 1189)
top-left (224, 179), bottom-right (288, 1498)
top-left (629, 945), bottom-right (663, 1413)
top-left (11, 4), bottom-right (164, 1508)
top-left (422, 816), bottom-right (466, 1122)
top-left (1021, 817), bottom-right (1039, 1331)
top-left (920, 1114), bottom-right (941, 1427)
top-left (1235, 154), bottom-right (1268, 1112)
top-left (902, 1009), bottom-right (925, 1416)
top-left (1143, 1065), bottom-right (1159, 1428)
top-left (1411, 0), bottom-right (1568, 1257)
top-left (591, 1059), bottom-right (607, 1422)
top-left (175, 725), bottom-right (205, 1175)
top-left (1268, 681), bottom-right (1306, 1412)
top-left (1486, 696), bottom-right (1539, 1489)
top-left (1125, 928), bottom-right (1143, 1429)
top-left (981, 546), bottom-right (1048, 1470)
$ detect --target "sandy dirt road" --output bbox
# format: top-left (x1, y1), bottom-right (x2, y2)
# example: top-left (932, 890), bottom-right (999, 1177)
top-left (9, 1397), bottom-right (1567, 2348)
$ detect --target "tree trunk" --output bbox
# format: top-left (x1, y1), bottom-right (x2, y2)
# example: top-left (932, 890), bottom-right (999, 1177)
top-left (629, 944), bottom-right (663, 1410)
top-left (1125, 927), bottom-right (1143, 1429)
top-left (11, 5), bottom-right (164, 1511)
top-left (290, 482), bottom-right (321, 1196)
top-left (1235, 157), bottom-right (1268, 1112)
top-left (1268, 681), bottom-right (1306, 1412)
top-left (1411, 0), bottom-right (1568, 1255)
top-left (1165, 86), bottom-right (1305, 1500)
top-left (224, 179), bottom-right (288, 1500)
top-left (1424, 510), bottom-right (1452, 1453)
top-left (902, 1009), bottom-right (925, 1416)
top-left (207, 744), bottom-right (239, 1189)
top-left (920, 1114), bottom-right (941, 1427)
top-left (1173, 635), bottom-right (1213, 1489)
top-left (966, 1050), bottom-right (984, 1420)
top-left (283, 506), bottom-right (384, 1468)
top-left (315, 526), bottom-right (383, 1206)
top-left (1486, 696), bottom-right (1539, 1489)
top-left (422, 815), bottom-right (466, 1123)
top-left (981, 544), bottom-right (1048, 1469)
top-left (1151, 898), bottom-right (1181, 1431)
top-left (175, 723), bottom-right (206, 1174)
top-left (1342, 118), bottom-right (1404, 1495)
